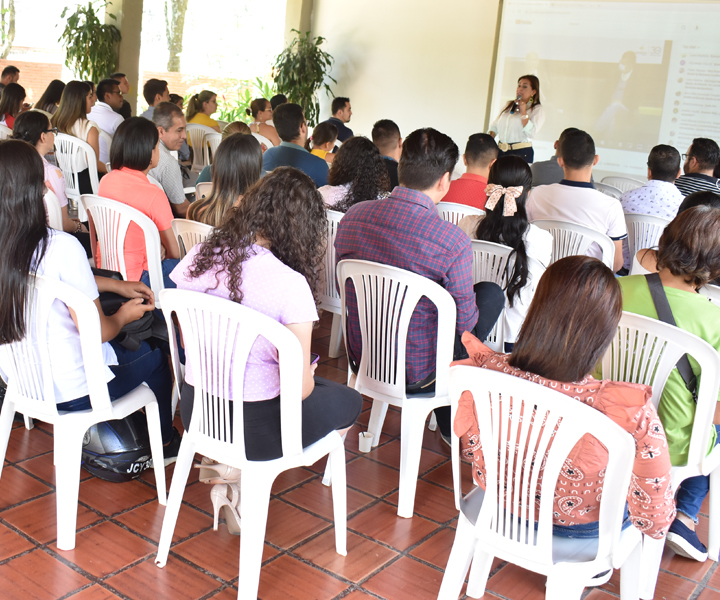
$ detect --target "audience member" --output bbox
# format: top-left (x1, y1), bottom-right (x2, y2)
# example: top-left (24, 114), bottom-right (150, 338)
top-left (35, 80), bottom-right (65, 115)
top-left (262, 103), bottom-right (329, 187)
top-left (620, 205), bottom-right (720, 561)
top-left (442, 133), bottom-right (498, 209)
top-left (270, 93), bottom-right (287, 110)
top-left (335, 127), bottom-right (505, 441)
top-left (453, 256), bottom-right (674, 541)
top-left (246, 98), bottom-right (280, 147)
top-left (109, 72), bottom-right (132, 119)
top-left (0, 140), bottom-right (179, 457)
top-left (149, 102), bottom-right (190, 217)
top-left (84, 81), bottom-right (97, 112)
top-left (186, 133), bottom-right (261, 227)
top-left (319, 136), bottom-right (390, 210)
top-left (140, 79), bottom-right (170, 121)
top-left (98, 117), bottom-right (181, 288)
top-left (371, 119), bottom-right (402, 188)
top-left (458, 156), bottom-right (552, 350)
top-left (527, 129), bottom-right (626, 271)
top-left (195, 121), bottom-right (253, 184)
top-left (0, 82), bottom-right (25, 128)
top-left (185, 90), bottom-right (221, 132)
top-left (324, 96), bottom-right (353, 142)
top-left (88, 78), bottom-right (125, 165)
top-left (675, 138), bottom-right (720, 196)
top-left (169, 93), bottom-right (184, 109)
top-left (306, 120), bottom-right (337, 164)
top-left (0, 65), bottom-right (19, 94)
top-left (52, 81), bottom-right (107, 186)
top-left (530, 127), bottom-right (582, 187)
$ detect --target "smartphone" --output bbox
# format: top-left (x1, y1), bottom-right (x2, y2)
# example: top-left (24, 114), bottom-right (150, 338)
top-left (310, 352), bottom-right (320, 365)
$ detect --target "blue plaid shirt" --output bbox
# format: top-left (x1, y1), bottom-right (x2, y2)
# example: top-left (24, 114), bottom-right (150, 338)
top-left (334, 186), bottom-right (478, 384)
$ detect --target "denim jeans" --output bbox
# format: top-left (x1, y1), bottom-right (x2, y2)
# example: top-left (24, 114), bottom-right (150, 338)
top-left (552, 507), bottom-right (631, 539)
top-left (140, 258), bottom-right (180, 291)
top-left (675, 424), bottom-right (720, 523)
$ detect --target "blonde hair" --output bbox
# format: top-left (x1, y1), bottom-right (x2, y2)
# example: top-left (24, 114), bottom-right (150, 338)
top-left (185, 90), bottom-right (216, 122)
top-left (222, 121), bottom-right (251, 139)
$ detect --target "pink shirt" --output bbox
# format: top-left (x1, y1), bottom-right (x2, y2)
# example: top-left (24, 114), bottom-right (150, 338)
top-left (170, 244), bottom-right (318, 401)
top-left (42, 155), bottom-right (68, 208)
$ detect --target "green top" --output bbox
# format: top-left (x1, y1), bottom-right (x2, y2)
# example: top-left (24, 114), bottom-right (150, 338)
top-left (619, 275), bottom-right (720, 466)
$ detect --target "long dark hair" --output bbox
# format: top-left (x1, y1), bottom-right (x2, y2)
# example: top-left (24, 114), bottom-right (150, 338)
top-left (52, 80), bottom-right (91, 134)
top-left (0, 140), bottom-right (50, 343)
top-left (475, 156), bottom-right (531, 306)
top-left (499, 75), bottom-right (541, 116)
top-left (36, 79), bottom-right (66, 111)
top-left (12, 110), bottom-right (50, 146)
top-left (328, 136), bottom-right (391, 212)
top-left (0, 82), bottom-right (25, 117)
top-left (187, 167), bottom-right (327, 306)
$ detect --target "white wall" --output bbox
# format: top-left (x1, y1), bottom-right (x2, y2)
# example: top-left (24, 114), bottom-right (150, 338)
top-left (311, 0), bottom-right (501, 152)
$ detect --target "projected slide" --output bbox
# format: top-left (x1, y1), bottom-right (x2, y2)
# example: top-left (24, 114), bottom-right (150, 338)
top-left (491, 1), bottom-right (720, 177)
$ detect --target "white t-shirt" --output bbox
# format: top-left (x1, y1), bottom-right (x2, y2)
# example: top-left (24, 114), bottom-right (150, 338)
top-left (34, 231), bottom-right (117, 402)
top-left (488, 105), bottom-right (545, 144)
top-left (527, 180), bottom-right (628, 260)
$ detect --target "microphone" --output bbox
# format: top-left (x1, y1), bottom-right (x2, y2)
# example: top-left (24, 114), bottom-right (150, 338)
top-left (511, 94), bottom-right (521, 113)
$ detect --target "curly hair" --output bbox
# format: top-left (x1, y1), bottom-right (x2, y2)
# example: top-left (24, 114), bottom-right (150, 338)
top-left (186, 167), bottom-right (328, 307)
top-left (327, 136), bottom-right (391, 212)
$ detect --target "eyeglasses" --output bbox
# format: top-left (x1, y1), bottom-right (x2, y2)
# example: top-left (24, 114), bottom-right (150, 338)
top-left (46, 127), bottom-right (58, 135)
top-left (682, 153), bottom-right (692, 160)
top-left (109, 90), bottom-right (123, 96)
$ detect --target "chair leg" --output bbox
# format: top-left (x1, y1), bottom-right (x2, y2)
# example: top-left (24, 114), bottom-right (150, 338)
top-left (328, 444), bottom-right (347, 555)
top-left (428, 412), bottom-right (437, 431)
top-left (709, 469), bottom-right (720, 561)
top-left (438, 512), bottom-right (479, 600)
top-left (23, 414), bottom-right (34, 430)
top-left (545, 573), bottom-right (585, 600)
top-left (322, 432), bottom-right (346, 487)
top-left (53, 429), bottom-right (84, 551)
top-left (155, 437), bottom-right (196, 567)
top-left (639, 535), bottom-right (665, 600)
top-left (328, 313), bottom-right (344, 359)
top-left (396, 405), bottom-right (430, 518)
top-left (620, 541), bottom-right (642, 600)
top-left (145, 401), bottom-right (167, 505)
top-left (466, 544), bottom-right (495, 598)
top-left (0, 399), bottom-right (16, 476)
top-left (366, 400), bottom-right (388, 448)
top-left (238, 473), bottom-right (273, 600)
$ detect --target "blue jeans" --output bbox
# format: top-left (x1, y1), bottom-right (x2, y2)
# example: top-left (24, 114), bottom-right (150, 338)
top-left (56, 339), bottom-right (174, 444)
top-left (675, 424), bottom-right (720, 523)
top-left (140, 258), bottom-right (180, 291)
top-left (552, 507), bottom-right (631, 539)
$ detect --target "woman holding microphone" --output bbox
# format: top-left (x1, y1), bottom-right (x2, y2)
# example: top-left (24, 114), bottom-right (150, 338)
top-left (489, 75), bottom-right (544, 164)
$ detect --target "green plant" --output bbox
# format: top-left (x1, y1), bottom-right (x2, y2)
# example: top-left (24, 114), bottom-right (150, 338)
top-left (272, 30), bottom-right (336, 126)
top-left (215, 77), bottom-right (278, 124)
top-left (59, 1), bottom-right (121, 81)
top-left (0, 0), bottom-right (15, 60)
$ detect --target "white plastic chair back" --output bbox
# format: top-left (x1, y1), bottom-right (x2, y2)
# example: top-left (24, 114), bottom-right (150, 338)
top-left (436, 201), bottom-right (485, 226)
top-left (320, 210), bottom-right (344, 358)
top-left (203, 132), bottom-right (222, 165)
top-left (195, 182), bottom-right (213, 200)
top-left (594, 182), bottom-right (623, 199)
top-left (186, 124), bottom-right (215, 172)
top-left (30, 108), bottom-right (54, 119)
top-left (700, 283), bottom-right (720, 305)
top-left (216, 120), bottom-right (228, 131)
top-left (171, 218), bottom-right (213, 258)
top-left (601, 176), bottom-right (645, 193)
top-left (0, 275), bottom-right (166, 550)
top-left (80, 194), bottom-right (165, 307)
top-left (252, 132), bottom-right (274, 151)
top-left (44, 190), bottom-right (64, 231)
top-left (532, 219), bottom-right (615, 270)
top-left (0, 123), bottom-right (12, 139)
top-left (54, 133), bottom-right (99, 221)
top-left (146, 174), bottom-right (165, 193)
top-left (470, 240), bottom-right (512, 351)
top-left (439, 366), bottom-right (640, 599)
top-left (624, 213), bottom-right (670, 261)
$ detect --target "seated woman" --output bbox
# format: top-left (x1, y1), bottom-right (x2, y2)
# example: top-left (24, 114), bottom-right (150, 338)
top-left (0, 82), bottom-right (26, 128)
top-left (36, 80), bottom-right (65, 115)
top-left (195, 121), bottom-right (253, 184)
top-left (185, 90), bottom-right (221, 133)
top-left (0, 140), bottom-right (179, 456)
top-left (12, 111), bottom-right (92, 257)
top-left (170, 167), bottom-right (363, 533)
top-left (306, 121), bottom-right (337, 164)
top-left (318, 136), bottom-right (391, 211)
top-left (458, 156), bottom-right (552, 352)
top-left (246, 98), bottom-right (280, 148)
top-left (84, 81), bottom-right (97, 112)
top-left (620, 205), bottom-right (720, 561)
top-left (187, 133), bottom-right (262, 227)
top-left (98, 117), bottom-right (181, 289)
top-left (454, 255), bottom-right (675, 541)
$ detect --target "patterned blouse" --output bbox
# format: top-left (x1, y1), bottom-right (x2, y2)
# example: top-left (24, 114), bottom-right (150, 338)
top-left (453, 332), bottom-right (676, 540)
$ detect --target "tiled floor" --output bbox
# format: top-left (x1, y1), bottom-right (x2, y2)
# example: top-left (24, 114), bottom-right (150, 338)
top-left (1, 313), bottom-right (720, 599)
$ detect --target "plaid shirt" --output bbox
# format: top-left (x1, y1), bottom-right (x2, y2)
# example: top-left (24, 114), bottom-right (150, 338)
top-left (334, 186), bottom-right (478, 384)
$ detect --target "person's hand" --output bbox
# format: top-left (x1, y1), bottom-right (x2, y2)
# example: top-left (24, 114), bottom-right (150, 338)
top-left (116, 280), bottom-right (154, 303)
top-left (160, 244), bottom-right (167, 260)
top-left (310, 362), bottom-right (318, 377)
top-left (72, 218), bottom-right (88, 233)
top-left (20, 103), bottom-right (32, 112)
top-left (116, 297), bottom-right (154, 324)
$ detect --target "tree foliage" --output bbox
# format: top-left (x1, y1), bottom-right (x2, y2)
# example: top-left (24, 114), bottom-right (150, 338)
top-left (60, 1), bottom-right (121, 81)
top-left (272, 30), bottom-right (336, 127)
top-left (0, 0), bottom-right (15, 60)
top-left (164, 0), bottom-right (189, 72)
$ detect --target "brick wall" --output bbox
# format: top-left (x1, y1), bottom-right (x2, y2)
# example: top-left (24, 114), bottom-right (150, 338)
top-left (0, 57), bottom-right (63, 102)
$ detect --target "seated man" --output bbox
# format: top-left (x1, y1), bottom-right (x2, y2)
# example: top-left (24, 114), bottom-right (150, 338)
top-left (335, 127), bottom-right (505, 442)
top-left (323, 96), bottom-right (353, 143)
top-left (371, 119), bottom-right (402, 189)
top-left (442, 133), bottom-right (498, 210)
top-left (149, 102), bottom-right (190, 217)
top-left (262, 103), bottom-right (329, 187)
top-left (88, 78), bottom-right (125, 165)
top-left (0, 65), bottom-right (19, 94)
top-left (527, 129), bottom-right (627, 272)
top-left (675, 138), bottom-right (720, 196)
top-left (140, 79), bottom-right (170, 121)
top-left (110, 72), bottom-right (132, 119)
top-left (530, 127), bottom-right (585, 187)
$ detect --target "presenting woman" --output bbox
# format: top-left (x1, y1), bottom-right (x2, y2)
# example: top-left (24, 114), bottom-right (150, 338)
top-left (489, 75), bottom-right (544, 163)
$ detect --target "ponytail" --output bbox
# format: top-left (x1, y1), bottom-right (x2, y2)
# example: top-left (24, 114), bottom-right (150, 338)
top-left (185, 90), bottom-right (216, 122)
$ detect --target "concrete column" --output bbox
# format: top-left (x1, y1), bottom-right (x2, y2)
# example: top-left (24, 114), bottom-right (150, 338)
top-left (284, 0), bottom-right (314, 44)
top-left (106, 0), bottom-right (143, 115)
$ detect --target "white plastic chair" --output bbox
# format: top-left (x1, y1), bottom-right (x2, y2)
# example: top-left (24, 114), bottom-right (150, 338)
top-left (624, 213), bottom-right (670, 262)
top-left (320, 210), bottom-right (344, 359)
top-left (0, 123), bottom-right (11, 139)
top-left (171, 218), bottom-right (213, 258)
top-left (436, 201), bottom-right (485, 226)
top-left (80, 194), bottom-right (165, 308)
top-left (195, 182), bottom-right (212, 200)
top-left (155, 289), bottom-right (347, 600)
top-left (203, 132), bottom-right (222, 166)
top-left (700, 283), bottom-right (720, 305)
top-left (186, 124), bottom-right (215, 173)
top-left (44, 190), bottom-right (64, 231)
top-left (252, 131), bottom-right (274, 151)
top-left (338, 259), bottom-right (457, 518)
top-left (0, 275), bottom-right (167, 551)
top-left (600, 312), bottom-right (720, 599)
top-left (54, 133), bottom-right (99, 222)
top-left (594, 182), bottom-right (623, 199)
top-left (439, 365), bottom-right (641, 600)
top-left (533, 219), bottom-right (615, 271)
top-left (602, 176), bottom-right (646, 193)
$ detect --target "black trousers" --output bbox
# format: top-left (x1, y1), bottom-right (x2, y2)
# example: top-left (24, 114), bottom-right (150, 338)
top-left (498, 146), bottom-right (534, 164)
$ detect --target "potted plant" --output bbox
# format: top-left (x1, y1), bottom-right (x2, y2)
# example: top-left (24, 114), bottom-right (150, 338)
top-left (59, 1), bottom-right (121, 81)
top-left (272, 29), bottom-right (336, 127)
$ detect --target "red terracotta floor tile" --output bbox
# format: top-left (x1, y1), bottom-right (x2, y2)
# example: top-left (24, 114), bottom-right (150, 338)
top-left (0, 522), bottom-right (34, 561)
top-left (364, 438), bottom-right (447, 474)
top-left (78, 476), bottom-right (159, 515)
top-left (271, 466), bottom-right (316, 494)
top-left (659, 543), bottom-right (714, 582)
top-left (294, 529), bottom-right (398, 582)
top-left (703, 562), bottom-right (720, 590)
top-left (385, 479), bottom-right (458, 523)
top-left (340, 592), bottom-right (381, 600)
top-left (17, 452), bottom-right (91, 486)
top-left (0, 549), bottom-right (90, 600)
top-left (348, 501), bottom-right (439, 551)
top-left (114, 500), bottom-right (211, 543)
top-left (697, 589), bottom-right (720, 600)
top-left (67, 585), bottom-right (124, 600)
top-left (315, 363), bottom-right (350, 384)
top-left (181, 480), bottom-right (214, 514)
top-left (346, 457), bottom-right (401, 497)
top-left (265, 499), bottom-right (328, 549)
top-left (106, 555), bottom-right (221, 600)
top-left (4, 426), bottom-right (55, 462)
top-left (257, 554), bottom-right (348, 600)
top-left (485, 562), bottom-right (547, 599)
top-left (421, 458), bottom-right (475, 493)
top-left (602, 568), bottom-right (697, 599)
top-left (584, 590), bottom-right (620, 599)
top-left (0, 465), bottom-right (52, 509)
top-left (363, 556), bottom-right (443, 600)
top-left (206, 587), bottom-right (240, 600)
top-left (409, 527), bottom-right (456, 569)
top-left (356, 406), bottom-right (403, 438)
top-left (280, 477), bottom-right (375, 520)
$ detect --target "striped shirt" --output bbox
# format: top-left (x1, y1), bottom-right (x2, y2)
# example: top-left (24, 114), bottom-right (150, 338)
top-left (674, 173), bottom-right (720, 197)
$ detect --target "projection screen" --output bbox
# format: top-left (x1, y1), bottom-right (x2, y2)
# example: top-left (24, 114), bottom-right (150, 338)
top-left (490, 0), bottom-right (720, 178)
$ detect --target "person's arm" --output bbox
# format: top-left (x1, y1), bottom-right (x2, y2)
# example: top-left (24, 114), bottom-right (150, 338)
top-left (285, 321), bottom-right (317, 399)
top-left (159, 227), bottom-right (181, 260)
top-left (172, 199), bottom-right (190, 218)
top-left (86, 126), bottom-right (107, 174)
top-left (95, 276), bottom-right (154, 302)
top-left (445, 236), bottom-right (480, 333)
top-left (67, 295), bottom-right (154, 343)
top-left (612, 240), bottom-right (624, 272)
top-left (259, 123), bottom-right (281, 147)
top-left (519, 104), bottom-right (545, 140)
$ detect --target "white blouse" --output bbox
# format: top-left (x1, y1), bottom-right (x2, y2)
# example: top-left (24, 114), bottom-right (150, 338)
top-left (489, 104), bottom-right (545, 144)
